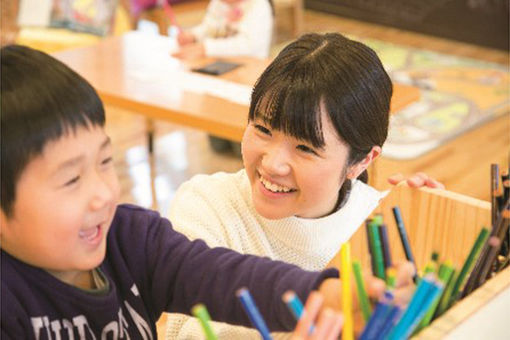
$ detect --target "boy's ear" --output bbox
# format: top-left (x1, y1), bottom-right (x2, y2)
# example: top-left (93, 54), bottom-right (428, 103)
top-left (346, 146), bottom-right (381, 180)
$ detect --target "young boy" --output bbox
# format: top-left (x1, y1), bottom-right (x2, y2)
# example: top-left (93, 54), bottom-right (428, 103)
top-left (1, 45), bottom-right (412, 339)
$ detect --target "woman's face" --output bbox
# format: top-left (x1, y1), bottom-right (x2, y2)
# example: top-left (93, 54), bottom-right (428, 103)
top-left (242, 107), bottom-right (353, 219)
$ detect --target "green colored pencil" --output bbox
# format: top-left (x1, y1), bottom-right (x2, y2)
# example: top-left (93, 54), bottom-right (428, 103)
top-left (435, 269), bottom-right (458, 317)
top-left (192, 304), bottom-right (218, 340)
top-left (369, 223), bottom-right (386, 280)
top-left (353, 260), bottom-right (372, 323)
top-left (423, 261), bottom-right (437, 275)
top-left (417, 261), bottom-right (455, 330)
top-left (448, 227), bottom-right (490, 306)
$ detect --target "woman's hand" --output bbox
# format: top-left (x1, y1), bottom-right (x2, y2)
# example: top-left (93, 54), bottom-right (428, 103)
top-left (388, 172), bottom-right (445, 189)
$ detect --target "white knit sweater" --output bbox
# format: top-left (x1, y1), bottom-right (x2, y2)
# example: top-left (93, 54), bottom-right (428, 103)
top-left (165, 169), bottom-right (385, 339)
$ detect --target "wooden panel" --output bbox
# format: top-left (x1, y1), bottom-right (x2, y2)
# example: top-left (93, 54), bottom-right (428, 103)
top-left (331, 184), bottom-right (491, 272)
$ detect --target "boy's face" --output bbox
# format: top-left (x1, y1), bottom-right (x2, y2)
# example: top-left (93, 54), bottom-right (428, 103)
top-left (0, 125), bottom-right (120, 286)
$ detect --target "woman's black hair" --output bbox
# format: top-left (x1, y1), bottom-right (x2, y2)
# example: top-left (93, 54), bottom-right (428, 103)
top-left (248, 32), bottom-right (392, 206)
top-left (1, 45), bottom-right (105, 217)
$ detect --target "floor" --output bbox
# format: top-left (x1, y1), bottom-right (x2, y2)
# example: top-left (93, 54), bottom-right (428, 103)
top-left (102, 7), bottom-right (509, 339)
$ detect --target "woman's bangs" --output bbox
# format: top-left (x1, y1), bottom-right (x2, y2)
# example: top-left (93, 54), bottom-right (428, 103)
top-left (251, 80), bottom-right (325, 148)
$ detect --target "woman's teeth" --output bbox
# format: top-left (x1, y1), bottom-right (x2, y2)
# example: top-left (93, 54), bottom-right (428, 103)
top-left (260, 176), bottom-right (293, 193)
top-left (79, 226), bottom-right (99, 241)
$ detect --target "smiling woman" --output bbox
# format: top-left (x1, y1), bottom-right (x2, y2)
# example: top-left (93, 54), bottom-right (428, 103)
top-left (242, 109), bottom-right (353, 219)
top-left (165, 32), bottom-right (393, 339)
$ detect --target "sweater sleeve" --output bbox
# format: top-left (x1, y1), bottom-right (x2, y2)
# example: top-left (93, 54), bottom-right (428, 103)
top-left (203, 0), bottom-right (273, 58)
top-left (189, 0), bottom-right (217, 41)
top-left (123, 206), bottom-right (338, 332)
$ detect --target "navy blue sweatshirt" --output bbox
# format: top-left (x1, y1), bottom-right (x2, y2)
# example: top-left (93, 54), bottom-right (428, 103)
top-left (1, 204), bottom-right (338, 339)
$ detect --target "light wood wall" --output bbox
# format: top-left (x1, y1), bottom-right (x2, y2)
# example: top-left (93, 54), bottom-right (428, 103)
top-left (330, 184), bottom-right (491, 272)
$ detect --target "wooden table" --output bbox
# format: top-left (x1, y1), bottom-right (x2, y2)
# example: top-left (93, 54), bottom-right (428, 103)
top-left (53, 31), bottom-right (420, 142)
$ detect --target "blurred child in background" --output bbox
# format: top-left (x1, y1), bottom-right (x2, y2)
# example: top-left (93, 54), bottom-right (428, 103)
top-left (172, 0), bottom-right (273, 60)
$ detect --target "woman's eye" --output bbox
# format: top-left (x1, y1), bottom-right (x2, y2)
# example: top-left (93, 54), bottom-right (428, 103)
top-left (101, 157), bottom-right (113, 166)
top-left (297, 144), bottom-right (318, 155)
top-left (254, 124), bottom-right (271, 136)
top-left (64, 176), bottom-right (80, 187)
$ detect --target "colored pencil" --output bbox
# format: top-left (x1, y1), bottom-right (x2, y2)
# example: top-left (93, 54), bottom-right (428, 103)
top-left (376, 305), bottom-right (402, 340)
top-left (491, 164), bottom-right (500, 227)
top-left (392, 206), bottom-right (418, 282)
top-left (236, 288), bottom-right (273, 340)
top-left (387, 276), bottom-right (444, 340)
top-left (423, 261), bottom-right (437, 275)
top-left (418, 261), bottom-right (455, 329)
top-left (282, 291), bottom-right (316, 334)
top-left (365, 219), bottom-right (377, 277)
top-left (435, 269), bottom-right (458, 317)
top-left (352, 260), bottom-right (372, 323)
top-left (463, 202), bottom-right (510, 296)
top-left (369, 222), bottom-right (386, 280)
top-left (191, 304), bottom-right (218, 340)
top-left (449, 227), bottom-right (489, 304)
top-left (341, 243), bottom-right (354, 340)
top-left (476, 203), bottom-right (510, 284)
top-left (379, 224), bottom-right (393, 269)
top-left (359, 291), bottom-right (394, 340)
top-left (386, 267), bottom-right (396, 289)
top-left (282, 291), bottom-right (304, 321)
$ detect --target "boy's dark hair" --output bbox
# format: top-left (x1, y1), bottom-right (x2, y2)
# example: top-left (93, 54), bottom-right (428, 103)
top-left (1, 45), bottom-right (105, 217)
top-left (249, 32), bottom-right (392, 186)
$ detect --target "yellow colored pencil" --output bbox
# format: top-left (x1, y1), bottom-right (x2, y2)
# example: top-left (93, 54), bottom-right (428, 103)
top-left (341, 243), bottom-right (354, 340)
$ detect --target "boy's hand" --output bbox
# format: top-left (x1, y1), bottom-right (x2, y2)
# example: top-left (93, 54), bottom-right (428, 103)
top-left (388, 172), bottom-right (445, 189)
top-left (172, 43), bottom-right (206, 60)
top-left (291, 291), bottom-right (344, 340)
top-left (177, 31), bottom-right (196, 46)
top-left (317, 260), bottom-right (416, 312)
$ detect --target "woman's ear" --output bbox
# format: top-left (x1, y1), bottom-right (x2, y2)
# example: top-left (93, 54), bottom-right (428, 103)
top-left (346, 146), bottom-right (382, 180)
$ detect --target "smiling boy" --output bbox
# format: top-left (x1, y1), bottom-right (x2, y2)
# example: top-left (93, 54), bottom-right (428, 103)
top-left (0, 44), bottom-right (350, 339)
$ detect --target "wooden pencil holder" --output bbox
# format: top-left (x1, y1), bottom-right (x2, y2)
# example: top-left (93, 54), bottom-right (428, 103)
top-left (349, 183), bottom-right (490, 270)
top-left (329, 183), bottom-right (510, 337)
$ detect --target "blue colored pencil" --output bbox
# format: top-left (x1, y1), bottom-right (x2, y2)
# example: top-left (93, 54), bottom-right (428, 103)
top-left (282, 291), bottom-right (315, 334)
top-left (282, 291), bottom-right (304, 321)
top-left (359, 291), bottom-right (394, 340)
top-left (392, 206), bottom-right (418, 282)
top-left (404, 281), bottom-right (444, 338)
top-left (236, 288), bottom-right (273, 340)
top-left (387, 276), bottom-right (443, 340)
top-left (375, 306), bottom-right (402, 340)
